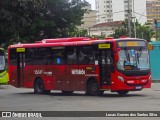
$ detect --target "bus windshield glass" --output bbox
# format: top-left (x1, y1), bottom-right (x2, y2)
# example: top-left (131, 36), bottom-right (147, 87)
top-left (0, 52), bottom-right (5, 70)
top-left (117, 41), bottom-right (150, 71)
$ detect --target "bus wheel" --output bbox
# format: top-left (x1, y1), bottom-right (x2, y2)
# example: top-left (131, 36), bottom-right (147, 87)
top-left (34, 78), bottom-right (45, 94)
top-left (87, 80), bottom-right (102, 96)
top-left (117, 90), bottom-right (129, 95)
top-left (62, 91), bottom-right (74, 95)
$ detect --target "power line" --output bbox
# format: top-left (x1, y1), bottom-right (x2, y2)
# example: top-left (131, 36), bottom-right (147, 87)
top-left (83, 11), bottom-right (125, 19)
top-left (83, 11), bottom-right (147, 19)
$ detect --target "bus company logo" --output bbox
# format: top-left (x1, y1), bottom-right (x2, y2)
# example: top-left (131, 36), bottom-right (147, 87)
top-left (71, 69), bottom-right (85, 75)
top-left (34, 70), bottom-right (43, 75)
top-left (2, 112), bottom-right (11, 117)
top-left (1, 112), bottom-right (42, 118)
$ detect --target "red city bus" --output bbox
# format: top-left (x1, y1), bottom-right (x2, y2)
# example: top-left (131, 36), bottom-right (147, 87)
top-left (8, 37), bottom-right (151, 95)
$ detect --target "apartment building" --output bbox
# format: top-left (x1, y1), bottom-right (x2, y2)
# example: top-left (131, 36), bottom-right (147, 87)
top-left (96, 0), bottom-right (146, 24)
top-left (96, 0), bottom-right (132, 23)
top-left (146, 0), bottom-right (160, 24)
top-left (78, 4), bottom-right (96, 30)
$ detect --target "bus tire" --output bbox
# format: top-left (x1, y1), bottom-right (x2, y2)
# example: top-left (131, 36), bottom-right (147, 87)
top-left (62, 91), bottom-right (74, 95)
top-left (117, 90), bottom-right (129, 95)
top-left (34, 78), bottom-right (45, 94)
top-left (87, 80), bottom-right (103, 96)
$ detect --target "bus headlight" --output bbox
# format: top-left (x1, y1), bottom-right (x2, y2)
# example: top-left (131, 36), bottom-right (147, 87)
top-left (118, 76), bottom-right (124, 82)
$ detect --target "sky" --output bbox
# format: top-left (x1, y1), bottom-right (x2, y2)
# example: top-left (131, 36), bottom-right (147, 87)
top-left (86, 0), bottom-right (95, 10)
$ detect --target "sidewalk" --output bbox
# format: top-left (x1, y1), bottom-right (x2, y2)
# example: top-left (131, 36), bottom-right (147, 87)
top-left (151, 83), bottom-right (160, 91)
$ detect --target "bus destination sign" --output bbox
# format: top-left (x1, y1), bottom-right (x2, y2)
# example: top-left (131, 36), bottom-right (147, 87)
top-left (118, 41), bottom-right (146, 47)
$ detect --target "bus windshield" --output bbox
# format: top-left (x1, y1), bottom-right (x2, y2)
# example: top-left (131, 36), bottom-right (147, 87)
top-left (0, 54), bottom-right (5, 70)
top-left (117, 47), bottom-right (150, 71)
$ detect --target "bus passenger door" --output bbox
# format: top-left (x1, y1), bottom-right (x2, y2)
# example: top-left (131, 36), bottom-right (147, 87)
top-left (98, 44), bottom-right (113, 87)
top-left (16, 48), bottom-right (25, 87)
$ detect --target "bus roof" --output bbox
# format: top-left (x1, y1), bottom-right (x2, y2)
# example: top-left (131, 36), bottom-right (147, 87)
top-left (9, 39), bottom-right (112, 49)
top-left (35, 37), bottom-right (91, 43)
top-left (8, 38), bottom-right (146, 49)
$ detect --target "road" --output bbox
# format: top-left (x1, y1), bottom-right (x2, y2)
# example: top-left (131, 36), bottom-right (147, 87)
top-left (0, 83), bottom-right (160, 120)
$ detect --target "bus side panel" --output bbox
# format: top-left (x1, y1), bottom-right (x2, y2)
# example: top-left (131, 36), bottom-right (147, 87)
top-left (66, 65), bottom-right (86, 91)
top-left (9, 66), bottom-right (18, 87)
top-left (41, 66), bottom-right (54, 90)
top-left (65, 65), bottom-right (99, 91)
top-left (23, 65), bottom-right (36, 88)
top-left (23, 65), bottom-right (54, 90)
top-left (52, 66), bottom-right (67, 91)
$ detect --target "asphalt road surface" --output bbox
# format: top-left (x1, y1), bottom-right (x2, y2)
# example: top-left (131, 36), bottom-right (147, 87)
top-left (0, 83), bottom-right (160, 120)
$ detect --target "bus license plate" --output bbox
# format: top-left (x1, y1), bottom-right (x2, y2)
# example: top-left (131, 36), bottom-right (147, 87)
top-left (135, 86), bottom-right (142, 90)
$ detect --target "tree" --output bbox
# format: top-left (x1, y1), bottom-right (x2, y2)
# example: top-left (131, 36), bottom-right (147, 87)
top-left (111, 20), bottom-right (154, 42)
top-left (0, 0), bottom-right (88, 47)
top-left (0, 0), bottom-right (43, 46)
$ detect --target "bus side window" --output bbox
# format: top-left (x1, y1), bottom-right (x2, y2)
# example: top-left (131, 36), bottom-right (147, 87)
top-left (53, 49), bottom-right (65, 64)
top-left (10, 48), bottom-right (17, 65)
top-left (79, 46), bottom-right (94, 64)
top-left (67, 47), bottom-right (77, 64)
top-left (26, 48), bottom-right (35, 65)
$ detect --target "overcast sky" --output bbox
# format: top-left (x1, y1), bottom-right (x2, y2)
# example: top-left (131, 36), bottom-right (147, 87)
top-left (86, 0), bottom-right (95, 10)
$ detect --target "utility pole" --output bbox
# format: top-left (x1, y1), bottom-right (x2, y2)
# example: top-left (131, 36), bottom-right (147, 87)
top-left (133, 0), bottom-right (136, 38)
top-left (128, 0), bottom-right (132, 37)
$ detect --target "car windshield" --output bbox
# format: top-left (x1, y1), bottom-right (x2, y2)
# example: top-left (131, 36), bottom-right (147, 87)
top-left (117, 47), bottom-right (150, 71)
top-left (0, 55), bottom-right (5, 70)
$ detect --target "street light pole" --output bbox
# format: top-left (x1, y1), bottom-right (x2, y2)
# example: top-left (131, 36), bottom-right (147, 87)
top-left (128, 0), bottom-right (132, 37)
top-left (133, 0), bottom-right (137, 38)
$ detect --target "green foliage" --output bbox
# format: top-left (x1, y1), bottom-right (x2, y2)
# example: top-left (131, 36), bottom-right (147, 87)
top-left (68, 28), bottom-right (88, 37)
top-left (111, 20), bottom-right (154, 42)
top-left (0, 0), bottom-right (88, 47)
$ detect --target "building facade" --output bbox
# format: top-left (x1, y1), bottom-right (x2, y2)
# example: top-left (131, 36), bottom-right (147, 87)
top-left (96, 0), bottom-right (132, 23)
top-left (96, 0), bottom-right (147, 24)
top-left (89, 21), bottom-right (123, 37)
top-left (78, 4), bottom-right (96, 30)
top-left (146, 0), bottom-right (160, 24)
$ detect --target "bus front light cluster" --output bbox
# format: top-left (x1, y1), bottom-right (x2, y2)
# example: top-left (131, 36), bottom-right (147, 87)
top-left (118, 76), bottom-right (124, 82)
